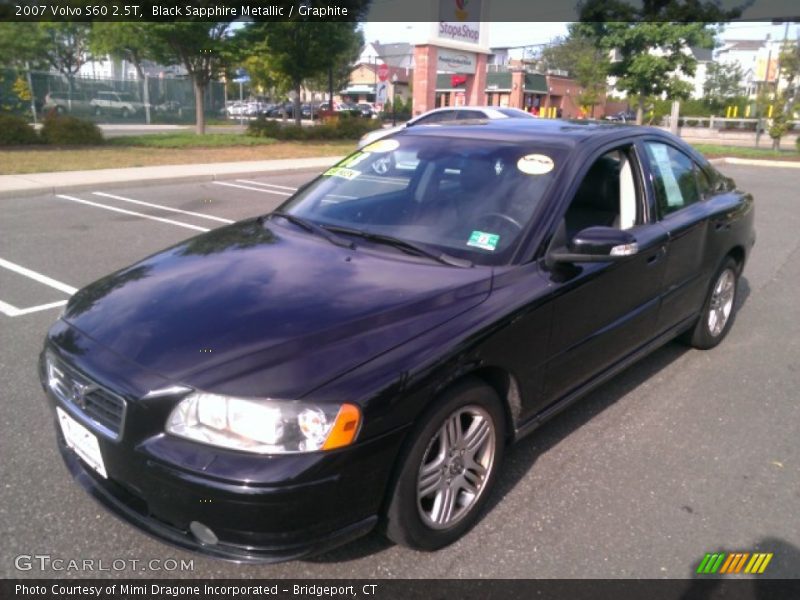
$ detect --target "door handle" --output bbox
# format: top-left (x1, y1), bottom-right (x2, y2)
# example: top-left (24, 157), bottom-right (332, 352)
top-left (646, 246), bottom-right (666, 265)
top-left (714, 220), bottom-right (731, 231)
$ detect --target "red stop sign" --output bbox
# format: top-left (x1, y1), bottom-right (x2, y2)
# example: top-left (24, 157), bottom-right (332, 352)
top-left (378, 63), bottom-right (389, 81)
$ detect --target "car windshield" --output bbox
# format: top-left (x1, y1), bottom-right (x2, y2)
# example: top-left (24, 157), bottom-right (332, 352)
top-left (278, 135), bottom-right (564, 265)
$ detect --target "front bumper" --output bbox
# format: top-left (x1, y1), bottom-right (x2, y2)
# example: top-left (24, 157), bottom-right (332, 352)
top-left (51, 415), bottom-right (406, 563)
top-left (41, 342), bottom-right (408, 563)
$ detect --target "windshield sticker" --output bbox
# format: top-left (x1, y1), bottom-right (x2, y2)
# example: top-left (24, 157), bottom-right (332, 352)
top-left (323, 167), bottom-right (361, 180)
top-left (467, 230), bottom-right (500, 251)
top-left (362, 139), bottom-right (399, 153)
top-left (517, 154), bottom-right (554, 175)
top-left (340, 152), bottom-right (370, 168)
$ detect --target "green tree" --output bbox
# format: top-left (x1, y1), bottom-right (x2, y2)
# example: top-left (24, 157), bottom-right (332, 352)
top-left (0, 23), bottom-right (48, 119)
top-left (541, 25), bottom-right (611, 117)
top-left (240, 21), bottom-right (364, 125)
top-left (146, 23), bottom-right (237, 134)
top-left (703, 61), bottom-right (745, 107)
top-left (577, 0), bottom-right (746, 124)
top-left (768, 41), bottom-right (800, 150)
top-left (0, 22), bottom-right (47, 68)
top-left (89, 23), bottom-right (154, 80)
top-left (39, 23), bottom-right (93, 82)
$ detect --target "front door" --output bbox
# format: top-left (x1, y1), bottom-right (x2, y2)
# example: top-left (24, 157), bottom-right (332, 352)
top-left (541, 145), bottom-right (669, 405)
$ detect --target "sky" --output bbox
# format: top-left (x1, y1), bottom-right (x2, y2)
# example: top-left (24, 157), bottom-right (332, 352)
top-left (360, 21), bottom-right (800, 52)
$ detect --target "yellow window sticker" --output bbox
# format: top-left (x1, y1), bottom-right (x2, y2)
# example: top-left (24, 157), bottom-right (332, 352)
top-left (362, 139), bottom-right (399, 153)
top-left (341, 152), bottom-right (370, 168)
top-left (517, 154), bottom-right (555, 175)
top-left (323, 167), bottom-right (361, 180)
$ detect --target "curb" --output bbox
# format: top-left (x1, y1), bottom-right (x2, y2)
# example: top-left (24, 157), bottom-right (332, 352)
top-left (713, 157), bottom-right (800, 169)
top-left (0, 156), bottom-right (344, 200)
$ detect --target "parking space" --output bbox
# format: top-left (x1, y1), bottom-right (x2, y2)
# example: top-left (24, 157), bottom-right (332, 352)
top-left (1, 164), bottom-right (799, 578)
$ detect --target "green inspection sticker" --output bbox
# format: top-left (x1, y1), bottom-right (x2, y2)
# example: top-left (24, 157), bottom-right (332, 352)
top-left (467, 230), bottom-right (500, 251)
top-left (323, 167), bottom-right (361, 180)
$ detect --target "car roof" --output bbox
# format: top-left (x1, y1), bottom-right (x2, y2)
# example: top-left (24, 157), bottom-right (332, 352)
top-left (399, 118), bottom-right (669, 147)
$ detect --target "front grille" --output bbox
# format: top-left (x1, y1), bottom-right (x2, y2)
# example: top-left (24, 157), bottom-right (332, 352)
top-left (45, 352), bottom-right (126, 439)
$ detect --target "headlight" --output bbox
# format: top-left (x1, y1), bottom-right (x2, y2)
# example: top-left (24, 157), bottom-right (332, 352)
top-left (165, 392), bottom-right (361, 454)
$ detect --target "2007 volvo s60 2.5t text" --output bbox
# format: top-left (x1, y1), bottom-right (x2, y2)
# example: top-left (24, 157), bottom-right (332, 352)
top-left (40, 119), bottom-right (754, 562)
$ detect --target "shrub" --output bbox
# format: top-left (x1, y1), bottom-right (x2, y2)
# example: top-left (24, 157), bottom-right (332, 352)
top-left (796, 136), bottom-right (800, 153)
top-left (0, 113), bottom-right (39, 145)
top-left (248, 114), bottom-right (381, 141)
top-left (40, 114), bottom-right (103, 145)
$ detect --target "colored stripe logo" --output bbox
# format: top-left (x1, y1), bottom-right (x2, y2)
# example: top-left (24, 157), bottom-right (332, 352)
top-left (696, 552), bottom-right (773, 574)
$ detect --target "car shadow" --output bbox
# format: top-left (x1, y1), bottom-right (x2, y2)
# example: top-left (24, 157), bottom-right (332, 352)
top-left (307, 276), bottom-right (753, 564)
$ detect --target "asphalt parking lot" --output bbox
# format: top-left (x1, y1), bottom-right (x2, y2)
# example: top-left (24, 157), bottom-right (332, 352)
top-left (1, 164), bottom-right (798, 579)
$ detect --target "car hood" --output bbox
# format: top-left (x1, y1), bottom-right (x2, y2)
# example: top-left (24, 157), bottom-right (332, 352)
top-left (62, 219), bottom-right (492, 398)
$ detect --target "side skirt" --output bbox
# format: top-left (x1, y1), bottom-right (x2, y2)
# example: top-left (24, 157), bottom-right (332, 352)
top-left (513, 313), bottom-right (698, 442)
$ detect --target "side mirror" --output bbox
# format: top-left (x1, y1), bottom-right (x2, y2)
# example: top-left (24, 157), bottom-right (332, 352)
top-left (550, 226), bottom-right (638, 264)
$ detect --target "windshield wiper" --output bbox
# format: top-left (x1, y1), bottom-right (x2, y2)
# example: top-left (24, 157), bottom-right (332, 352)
top-left (323, 225), bottom-right (472, 268)
top-left (268, 211), bottom-right (355, 249)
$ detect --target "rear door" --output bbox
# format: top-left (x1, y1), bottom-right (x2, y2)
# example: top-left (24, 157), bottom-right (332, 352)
top-left (639, 140), bottom-right (711, 332)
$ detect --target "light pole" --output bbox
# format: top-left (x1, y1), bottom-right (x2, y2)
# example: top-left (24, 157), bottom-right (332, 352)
top-left (392, 72), bottom-right (398, 126)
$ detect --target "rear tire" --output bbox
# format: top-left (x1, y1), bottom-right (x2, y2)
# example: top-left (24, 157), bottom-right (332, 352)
top-left (684, 257), bottom-right (739, 349)
top-left (382, 378), bottom-right (505, 550)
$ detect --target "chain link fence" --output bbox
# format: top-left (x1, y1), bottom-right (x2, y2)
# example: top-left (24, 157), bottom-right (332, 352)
top-left (1, 68), bottom-right (227, 124)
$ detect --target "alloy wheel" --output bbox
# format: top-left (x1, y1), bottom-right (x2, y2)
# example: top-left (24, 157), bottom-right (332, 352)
top-left (416, 405), bottom-right (496, 530)
top-left (707, 268), bottom-right (735, 337)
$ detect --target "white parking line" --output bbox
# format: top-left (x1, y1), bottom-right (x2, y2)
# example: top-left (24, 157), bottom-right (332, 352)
top-left (0, 257), bottom-right (77, 295)
top-left (92, 192), bottom-right (234, 224)
top-left (212, 181), bottom-right (292, 196)
top-left (235, 180), bottom-right (298, 191)
top-left (56, 195), bottom-right (210, 233)
top-left (0, 299), bottom-right (67, 317)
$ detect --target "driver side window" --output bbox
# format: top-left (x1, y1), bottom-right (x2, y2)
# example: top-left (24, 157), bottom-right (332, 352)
top-left (564, 147), bottom-right (640, 239)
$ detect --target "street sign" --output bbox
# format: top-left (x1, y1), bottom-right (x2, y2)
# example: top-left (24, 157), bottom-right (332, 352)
top-left (378, 63), bottom-right (389, 82)
top-left (376, 81), bottom-right (388, 104)
top-left (233, 68), bottom-right (250, 84)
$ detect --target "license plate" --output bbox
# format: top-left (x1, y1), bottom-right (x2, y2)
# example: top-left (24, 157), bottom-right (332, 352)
top-left (57, 407), bottom-right (107, 478)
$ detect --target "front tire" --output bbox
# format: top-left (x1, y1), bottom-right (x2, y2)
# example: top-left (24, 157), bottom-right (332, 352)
top-left (685, 257), bottom-right (739, 349)
top-left (382, 379), bottom-right (505, 550)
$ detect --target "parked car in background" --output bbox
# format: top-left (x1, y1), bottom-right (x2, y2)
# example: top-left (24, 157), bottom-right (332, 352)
top-left (605, 110), bottom-right (638, 123)
top-left (90, 91), bottom-right (146, 118)
top-left (43, 91), bottom-right (93, 115)
top-left (267, 102), bottom-right (296, 118)
top-left (359, 105), bottom-right (534, 148)
top-left (40, 119), bottom-right (754, 562)
top-left (358, 103), bottom-right (376, 118)
top-left (153, 100), bottom-right (183, 115)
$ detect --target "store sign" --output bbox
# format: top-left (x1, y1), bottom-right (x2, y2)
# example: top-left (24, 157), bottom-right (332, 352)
top-left (437, 0), bottom-right (483, 46)
top-left (437, 48), bottom-right (476, 74)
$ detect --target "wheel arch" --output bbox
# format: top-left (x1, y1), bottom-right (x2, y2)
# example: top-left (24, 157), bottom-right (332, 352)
top-left (727, 245), bottom-right (746, 273)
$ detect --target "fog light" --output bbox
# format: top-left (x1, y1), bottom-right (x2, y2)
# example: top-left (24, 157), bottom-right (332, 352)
top-left (189, 521), bottom-right (218, 545)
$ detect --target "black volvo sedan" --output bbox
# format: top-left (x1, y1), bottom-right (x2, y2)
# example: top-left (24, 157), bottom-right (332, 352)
top-left (40, 119), bottom-right (755, 562)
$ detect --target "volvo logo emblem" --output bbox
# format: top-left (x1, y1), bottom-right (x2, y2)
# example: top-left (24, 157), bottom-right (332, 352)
top-left (70, 381), bottom-right (96, 409)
